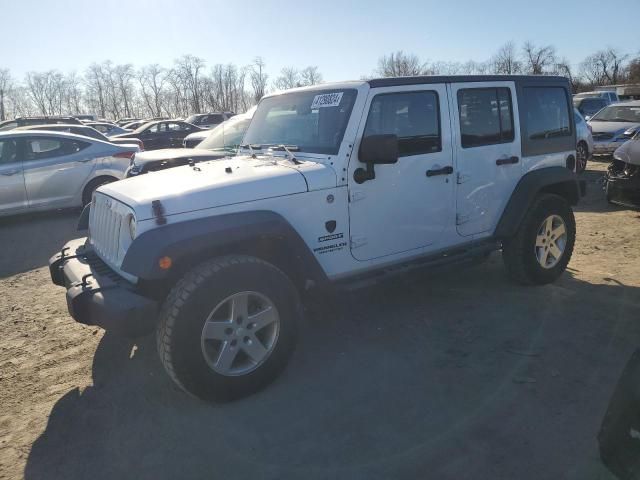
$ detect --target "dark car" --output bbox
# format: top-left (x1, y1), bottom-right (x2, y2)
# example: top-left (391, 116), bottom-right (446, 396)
top-left (0, 116), bottom-right (83, 131)
top-left (573, 97), bottom-right (608, 119)
top-left (122, 120), bottom-right (148, 130)
top-left (184, 112), bottom-right (234, 129)
top-left (125, 111), bottom-right (252, 176)
top-left (17, 124), bottom-right (145, 150)
top-left (116, 117), bottom-right (141, 127)
top-left (113, 120), bottom-right (202, 150)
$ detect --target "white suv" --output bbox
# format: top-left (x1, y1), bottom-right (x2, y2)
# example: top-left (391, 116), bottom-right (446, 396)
top-left (50, 75), bottom-right (584, 401)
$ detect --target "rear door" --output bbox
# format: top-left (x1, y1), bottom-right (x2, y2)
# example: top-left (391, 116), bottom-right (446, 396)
top-left (22, 136), bottom-right (96, 208)
top-left (141, 123), bottom-right (163, 149)
top-left (0, 137), bottom-right (27, 214)
top-left (451, 81), bottom-right (522, 236)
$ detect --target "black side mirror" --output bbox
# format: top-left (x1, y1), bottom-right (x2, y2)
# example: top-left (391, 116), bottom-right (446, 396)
top-left (354, 134), bottom-right (399, 184)
top-left (359, 134), bottom-right (399, 164)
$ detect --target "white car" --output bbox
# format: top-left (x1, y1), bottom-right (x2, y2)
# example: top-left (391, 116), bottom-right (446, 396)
top-left (587, 101), bottom-right (640, 156)
top-left (574, 108), bottom-right (594, 173)
top-left (0, 130), bottom-right (139, 216)
top-left (51, 75), bottom-right (584, 401)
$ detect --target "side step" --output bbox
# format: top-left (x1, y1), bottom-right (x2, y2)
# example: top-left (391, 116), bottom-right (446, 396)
top-left (334, 240), bottom-right (500, 292)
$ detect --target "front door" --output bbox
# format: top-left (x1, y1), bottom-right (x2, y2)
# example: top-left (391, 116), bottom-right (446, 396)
top-left (450, 82), bottom-right (522, 236)
top-left (348, 85), bottom-right (454, 261)
top-left (0, 137), bottom-right (27, 214)
top-left (22, 136), bottom-right (96, 208)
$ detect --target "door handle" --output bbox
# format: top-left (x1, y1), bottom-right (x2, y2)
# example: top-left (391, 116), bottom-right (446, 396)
top-left (1, 169), bottom-right (20, 176)
top-left (496, 156), bottom-right (519, 166)
top-left (426, 165), bottom-right (454, 177)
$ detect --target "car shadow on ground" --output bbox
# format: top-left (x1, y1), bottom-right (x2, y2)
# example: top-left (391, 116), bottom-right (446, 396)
top-left (24, 259), bottom-right (637, 480)
top-left (0, 209), bottom-right (81, 279)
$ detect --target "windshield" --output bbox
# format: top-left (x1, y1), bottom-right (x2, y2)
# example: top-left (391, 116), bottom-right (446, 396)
top-left (590, 105), bottom-right (640, 122)
top-left (243, 89), bottom-right (357, 155)
top-left (197, 116), bottom-right (252, 151)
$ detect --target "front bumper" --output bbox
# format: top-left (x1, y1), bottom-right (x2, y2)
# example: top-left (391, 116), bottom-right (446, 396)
top-left (605, 161), bottom-right (640, 208)
top-left (49, 238), bottom-right (158, 336)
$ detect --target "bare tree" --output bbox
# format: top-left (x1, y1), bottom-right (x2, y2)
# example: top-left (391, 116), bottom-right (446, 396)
top-left (491, 41), bottom-right (522, 74)
top-left (522, 41), bottom-right (556, 75)
top-left (580, 48), bottom-right (629, 86)
top-left (0, 69), bottom-right (13, 121)
top-left (300, 66), bottom-right (322, 86)
top-left (275, 67), bottom-right (301, 90)
top-left (376, 51), bottom-right (426, 77)
top-left (63, 72), bottom-right (84, 114)
top-left (249, 57), bottom-right (268, 103)
top-left (113, 64), bottom-right (135, 117)
top-left (85, 63), bottom-right (107, 118)
top-left (174, 55), bottom-right (206, 113)
top-left (139, 64), bottom-right (166, 117)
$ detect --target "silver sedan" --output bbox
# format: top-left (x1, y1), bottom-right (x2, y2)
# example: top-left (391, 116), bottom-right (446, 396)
top-left (0, 130), bottom-right (139, 217)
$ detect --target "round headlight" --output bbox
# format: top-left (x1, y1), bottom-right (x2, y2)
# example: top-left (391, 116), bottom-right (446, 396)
top-left (128, 214), bottom-right (137, 239)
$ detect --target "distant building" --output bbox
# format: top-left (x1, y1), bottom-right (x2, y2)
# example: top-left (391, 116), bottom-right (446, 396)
top-left (594, 84), bottom-right (640, 100)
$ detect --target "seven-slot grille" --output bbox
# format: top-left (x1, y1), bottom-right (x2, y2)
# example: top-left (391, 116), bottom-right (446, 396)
top-left (89, 192), bottom-right (129, 267)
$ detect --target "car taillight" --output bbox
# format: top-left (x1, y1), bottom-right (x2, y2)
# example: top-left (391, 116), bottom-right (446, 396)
top-left (114, 151), bottom-right (136, 159)
top-left (138, 140), bottom-right (144, 151)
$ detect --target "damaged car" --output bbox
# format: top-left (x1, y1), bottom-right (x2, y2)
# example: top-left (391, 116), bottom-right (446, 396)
top-left (588, 101), bottom-right (640, 157)
top-left (605, 130), bottom-right (640, 208)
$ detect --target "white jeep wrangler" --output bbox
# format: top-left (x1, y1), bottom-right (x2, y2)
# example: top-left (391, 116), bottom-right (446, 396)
top-left (50, 75), bottom-right (584, 401)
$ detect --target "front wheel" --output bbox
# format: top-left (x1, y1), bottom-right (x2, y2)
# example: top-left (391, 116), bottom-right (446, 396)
top-left (502, 194), bottom-right (576, 285)
top-left (157, 255), bottom-right (301, 402)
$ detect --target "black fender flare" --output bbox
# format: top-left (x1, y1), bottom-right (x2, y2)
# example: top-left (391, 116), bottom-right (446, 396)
top-left (121, 210), bottom-right (328, 287)
top-left (494, 166), bottom-right (584, 239)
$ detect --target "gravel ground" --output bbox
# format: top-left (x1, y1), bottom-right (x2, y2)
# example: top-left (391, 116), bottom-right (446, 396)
top-left (1, 161), bottom-right (639, 480)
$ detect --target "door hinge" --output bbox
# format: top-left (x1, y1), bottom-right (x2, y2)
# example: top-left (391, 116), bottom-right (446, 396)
top-left (456, 172), bottom-right (470, 184)
top-left (350, 236), bottom-right (367, 248)
top-left (456, 213), bottom-right (471, 225)
top-left (349, 190), bottom-right (366, 203)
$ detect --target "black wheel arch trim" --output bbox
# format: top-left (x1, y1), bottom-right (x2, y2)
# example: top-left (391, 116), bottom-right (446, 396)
top-left (121, 210), bottom-right (329, 287)
top-left (494, 166), bottom-right (582, 239)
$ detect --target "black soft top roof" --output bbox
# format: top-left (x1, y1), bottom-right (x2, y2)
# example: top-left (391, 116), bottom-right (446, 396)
top-left (367, 75), bottom-right (569, 88)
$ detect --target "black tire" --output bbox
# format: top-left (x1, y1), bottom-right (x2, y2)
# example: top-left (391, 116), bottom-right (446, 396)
top-left (82, 177), bottom-right (116, 206)
top-left (157, 255), bottom-right (301, 402)
top-left (576, 141), bottom-right (589, 174)
top-left (502, 194), bottom-right (576, 285)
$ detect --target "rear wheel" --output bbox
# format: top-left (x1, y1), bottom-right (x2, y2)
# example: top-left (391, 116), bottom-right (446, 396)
top-left (576, 141), bottom-right (589, 173)
top-left (82, 177), bottom-right (116, 206)
top-left (157, 255), bottom-right (301, 402)
top-left (502, 194), bottom-right (576, 285)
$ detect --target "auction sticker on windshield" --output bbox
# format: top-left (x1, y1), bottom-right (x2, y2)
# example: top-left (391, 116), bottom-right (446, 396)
top-left (311, 92), bottom-right (343, 109)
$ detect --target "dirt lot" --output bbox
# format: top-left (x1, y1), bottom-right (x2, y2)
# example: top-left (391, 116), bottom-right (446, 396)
top-left (1, 161), bottom-right (639, 480)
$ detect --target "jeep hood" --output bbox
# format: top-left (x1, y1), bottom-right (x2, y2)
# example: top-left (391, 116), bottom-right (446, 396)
top-left (614, 139), bottom-right (640, 166)
top-left (98, 155), bottom-right (335, 220)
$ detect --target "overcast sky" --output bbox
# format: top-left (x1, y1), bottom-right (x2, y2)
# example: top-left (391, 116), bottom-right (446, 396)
top-left (1, 0), bottom-right (637, 81)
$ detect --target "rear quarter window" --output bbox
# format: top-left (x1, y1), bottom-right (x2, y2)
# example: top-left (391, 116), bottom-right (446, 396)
top-left (521, 85), bottom-right (574, 157)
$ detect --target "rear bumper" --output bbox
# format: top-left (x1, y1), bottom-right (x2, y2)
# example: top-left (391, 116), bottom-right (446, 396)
top-left (49, 238), bottom-right (157, 336)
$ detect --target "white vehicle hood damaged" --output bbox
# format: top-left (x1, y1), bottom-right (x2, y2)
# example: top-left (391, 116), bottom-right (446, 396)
top-left (98, 155), bottom-right (336, 219)
top-left (614, 139), bottom-right (640, 166)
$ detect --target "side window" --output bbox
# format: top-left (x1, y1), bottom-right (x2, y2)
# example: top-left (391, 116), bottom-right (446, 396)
top-left (25, 138), bottom-right (89, 160)
top-left (167, 122), bottom-right (186, 131)
top-left (457, 87), bottom-right (514, 148)
top-left (147, 123), bottom-right (161, 133)
top-left (0, 139), bottom-right (18, 164)
top-left (363, 90), bottom-right (441, 157)
top-left (522, 87), bottom-right (571, 140)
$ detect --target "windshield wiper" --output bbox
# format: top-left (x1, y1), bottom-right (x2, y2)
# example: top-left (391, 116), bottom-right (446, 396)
top-left (239, 143), bottom-right (261, 158)
top-left (266, 144), bottom-right (302, 165)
